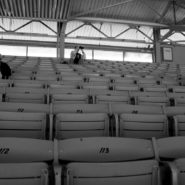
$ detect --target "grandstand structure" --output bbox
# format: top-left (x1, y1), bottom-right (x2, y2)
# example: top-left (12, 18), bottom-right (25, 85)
top-left (1, 0), bottom-right (185, 185)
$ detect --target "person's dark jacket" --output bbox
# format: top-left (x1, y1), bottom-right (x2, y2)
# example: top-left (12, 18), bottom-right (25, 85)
top-left (0, 61), bottom-right (11, 78)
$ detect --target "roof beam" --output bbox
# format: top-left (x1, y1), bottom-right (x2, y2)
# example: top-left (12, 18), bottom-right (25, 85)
top-left (68, 0), bottom-right (136, 19)
top-left (75, 17), bottom-right (168, 28)
top-left (135, 27), bottom-right (153, 41)
top-left (13, 20), bottom-right (33, 32)
top-left (0, 31), bottom-right (56, 38)
top-left (65, 23), bottom-right (86, 36)
top-left (114, 28), bottom-right (130, 38)
top-left (66, 36), bottom-right (153, 44)
top-left (0, 39), bottom-right (152, 52)
top-left (38, 20), bottom-right (57, 34)
top-left (88, 23), bottom-right (109, 38)
top-left (160, 30), bottom-right (174, 41)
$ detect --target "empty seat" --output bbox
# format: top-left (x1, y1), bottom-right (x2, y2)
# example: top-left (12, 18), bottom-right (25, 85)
top-left (118, 114), bottom-right (168, 139)
top-left (59, 137), bottom-right (158, 185)
top-left (5, 93), bottom-right (47, 104)
top-left (166, 106), bottom-right (185, 116)
top-left (12, 80), bottom-right (44, 88)
top-left (53, 104), bottom-right (109, 114)
top-left (0, 102), bottom-right (50, 113)
top-left (0, 138), bottom-right (53, 185)
top-left (52, 94), bottom-right (89, 104)
top-left (114, 84), bottom-right (139, 91)
top-left (136, 96), bottom-right (169, 106)
top-left (157, 137), bottom-right (185, 185)
top-left (95, 94), bottom-right (130, 104)
top-left (55, 113), bottom-right (109, 139)
top-left (174, 115), bottom-right (185, 136)
top-left (111, 104), bottom-right (164, 115)
top-left (0, 112), bottom-right (47, 139)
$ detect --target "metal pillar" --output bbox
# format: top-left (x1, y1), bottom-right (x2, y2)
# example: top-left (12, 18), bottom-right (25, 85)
top-left (153, 28), bottom-right (161, 63)
top-left (57, 22), bottom-right (66, 59)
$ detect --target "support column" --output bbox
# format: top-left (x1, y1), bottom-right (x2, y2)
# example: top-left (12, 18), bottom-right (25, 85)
top-left (57, 22), bottom-right (67, 60)
top-left (153, 28), bottom-right (161, 63)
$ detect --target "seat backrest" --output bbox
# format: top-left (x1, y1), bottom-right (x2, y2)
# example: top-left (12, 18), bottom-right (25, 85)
top-left (157, 137), bottom-right (185, 159)
top-left (59, 137), bottom-right (154, 162)
top-left (119, 114), bottom-right (168, 139)
top-left (0, 102), bottom-right (50, 113)
top-left (55, 113), bottom-right (109, 139)
top-left (53, 104), bottom-right (109, 114)
top-left (52, 94), bottom-right (89, 104)
top-left (0, 112), bottom-right (47, 139)
top-left (111, 104), bottom-right (164, 114)
top-left (0, 138), bottom-right (53, 185)
top-left (60, 137), bottom-right (158, 185)
top-left (66, 160), bottom-right (158, 185)
top-left (96, 95), bottom-right (130, 104)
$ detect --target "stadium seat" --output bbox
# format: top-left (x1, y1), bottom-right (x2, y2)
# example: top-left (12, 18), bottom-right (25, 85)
top-left (55, 113), bottom-right (109, 139)
top-left (52, 94), bottom-right (89, 104)
top-left (0, 138), bottom-right (53, 185)
top-left (118, 114), bottom-right (168, 139)
top-left (157, 137), bottom-right (185, 185)
top-left (58, 137), bottom-right (159, 185)
top-left (0, 112), bottom-right (47, 139)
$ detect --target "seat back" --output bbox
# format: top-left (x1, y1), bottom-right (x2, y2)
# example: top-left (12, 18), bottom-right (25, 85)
top-left (55, 113), bottom-right (109, 139)
top-left (119, 114), bottom-right (168, 139)
top-left (0, 138), bottom-right (53, 185)
top-left (59, 137), bottom-right (158, 185)
top-left (0, 112), bottom-right (47, 139)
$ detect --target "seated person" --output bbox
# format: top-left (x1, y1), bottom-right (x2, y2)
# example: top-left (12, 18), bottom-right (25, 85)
top-left (70, 46), bottom-right (86, 64)
top-left (0, 55), bottom-right (12, 79)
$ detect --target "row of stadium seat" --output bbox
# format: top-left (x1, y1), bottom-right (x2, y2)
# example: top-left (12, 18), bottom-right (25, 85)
top-left (1, 88), bottom-right (185, 105)
top-left (1, 136), bottom-right (185, 185)
top-left (0, 102), bottom-right (185, 140)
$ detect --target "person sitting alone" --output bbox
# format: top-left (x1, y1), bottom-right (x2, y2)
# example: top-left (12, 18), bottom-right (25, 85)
top-left (70, 46), bottom-right (86, 64)
top-left (0, 55), bottom-right (12, 79)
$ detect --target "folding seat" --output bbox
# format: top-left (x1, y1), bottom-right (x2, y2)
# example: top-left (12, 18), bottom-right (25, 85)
top-left (50, 88), bottom-right (89, 95)
top-left (49, 82), bottom-right (79, 89)
top-left (4, 87), bottom-right (48, 104)
top-left (35, 74), bottom-right (58, 81)
top-left (137, 78), bottom-right (157, 86)
top-left (167, 93), bottom-right (185, 106)
top-left (52, 94), bottom-right (89, 104)
top-left (11, 73), bottom-right (32, 80)
top-left (165, 106), bottom-right (185, 116)
top-left (57, 137), bottom-right (159, 185)
top-left (114, 84), bottom-right (139, 91)
top-left (62, 75), bottom-right (84, 83)
top-left (112, 77), bottom-right (134, 84)
top-left (143, 85), bottom-right (167, 92)
top-left (86, 76), bottom-right (110, 83)
top-left (0, 102), bottom-right (50, 113)
top-left (53, 103), bottom-right (109, 114)
top-left (0, 79), bottom-right (10, 87)
top-left (0, 138), bottom-right (53, 185)
top-left (173, 115), bottom-right (185, 136)
top-left (118, 114), bottom-right (168, 139)
top-left (136, 96), bottom-right (169, 106)
top-left (82, 82), bottom-right (110, 90)
top-left (5, 93), bottom-right (47, 104)
top-left (157, 137), bottom-right (185, 185)
top-left (0, 112), bottom-right (47, 139)
top-left (95, 94), bottom-right (130, 104)
top-left (12, 80), bottom-right (45, 88)
top-left (55, 113), bottom-right (109, 139)
top-left (111, 104), bottom-right (164, 115)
